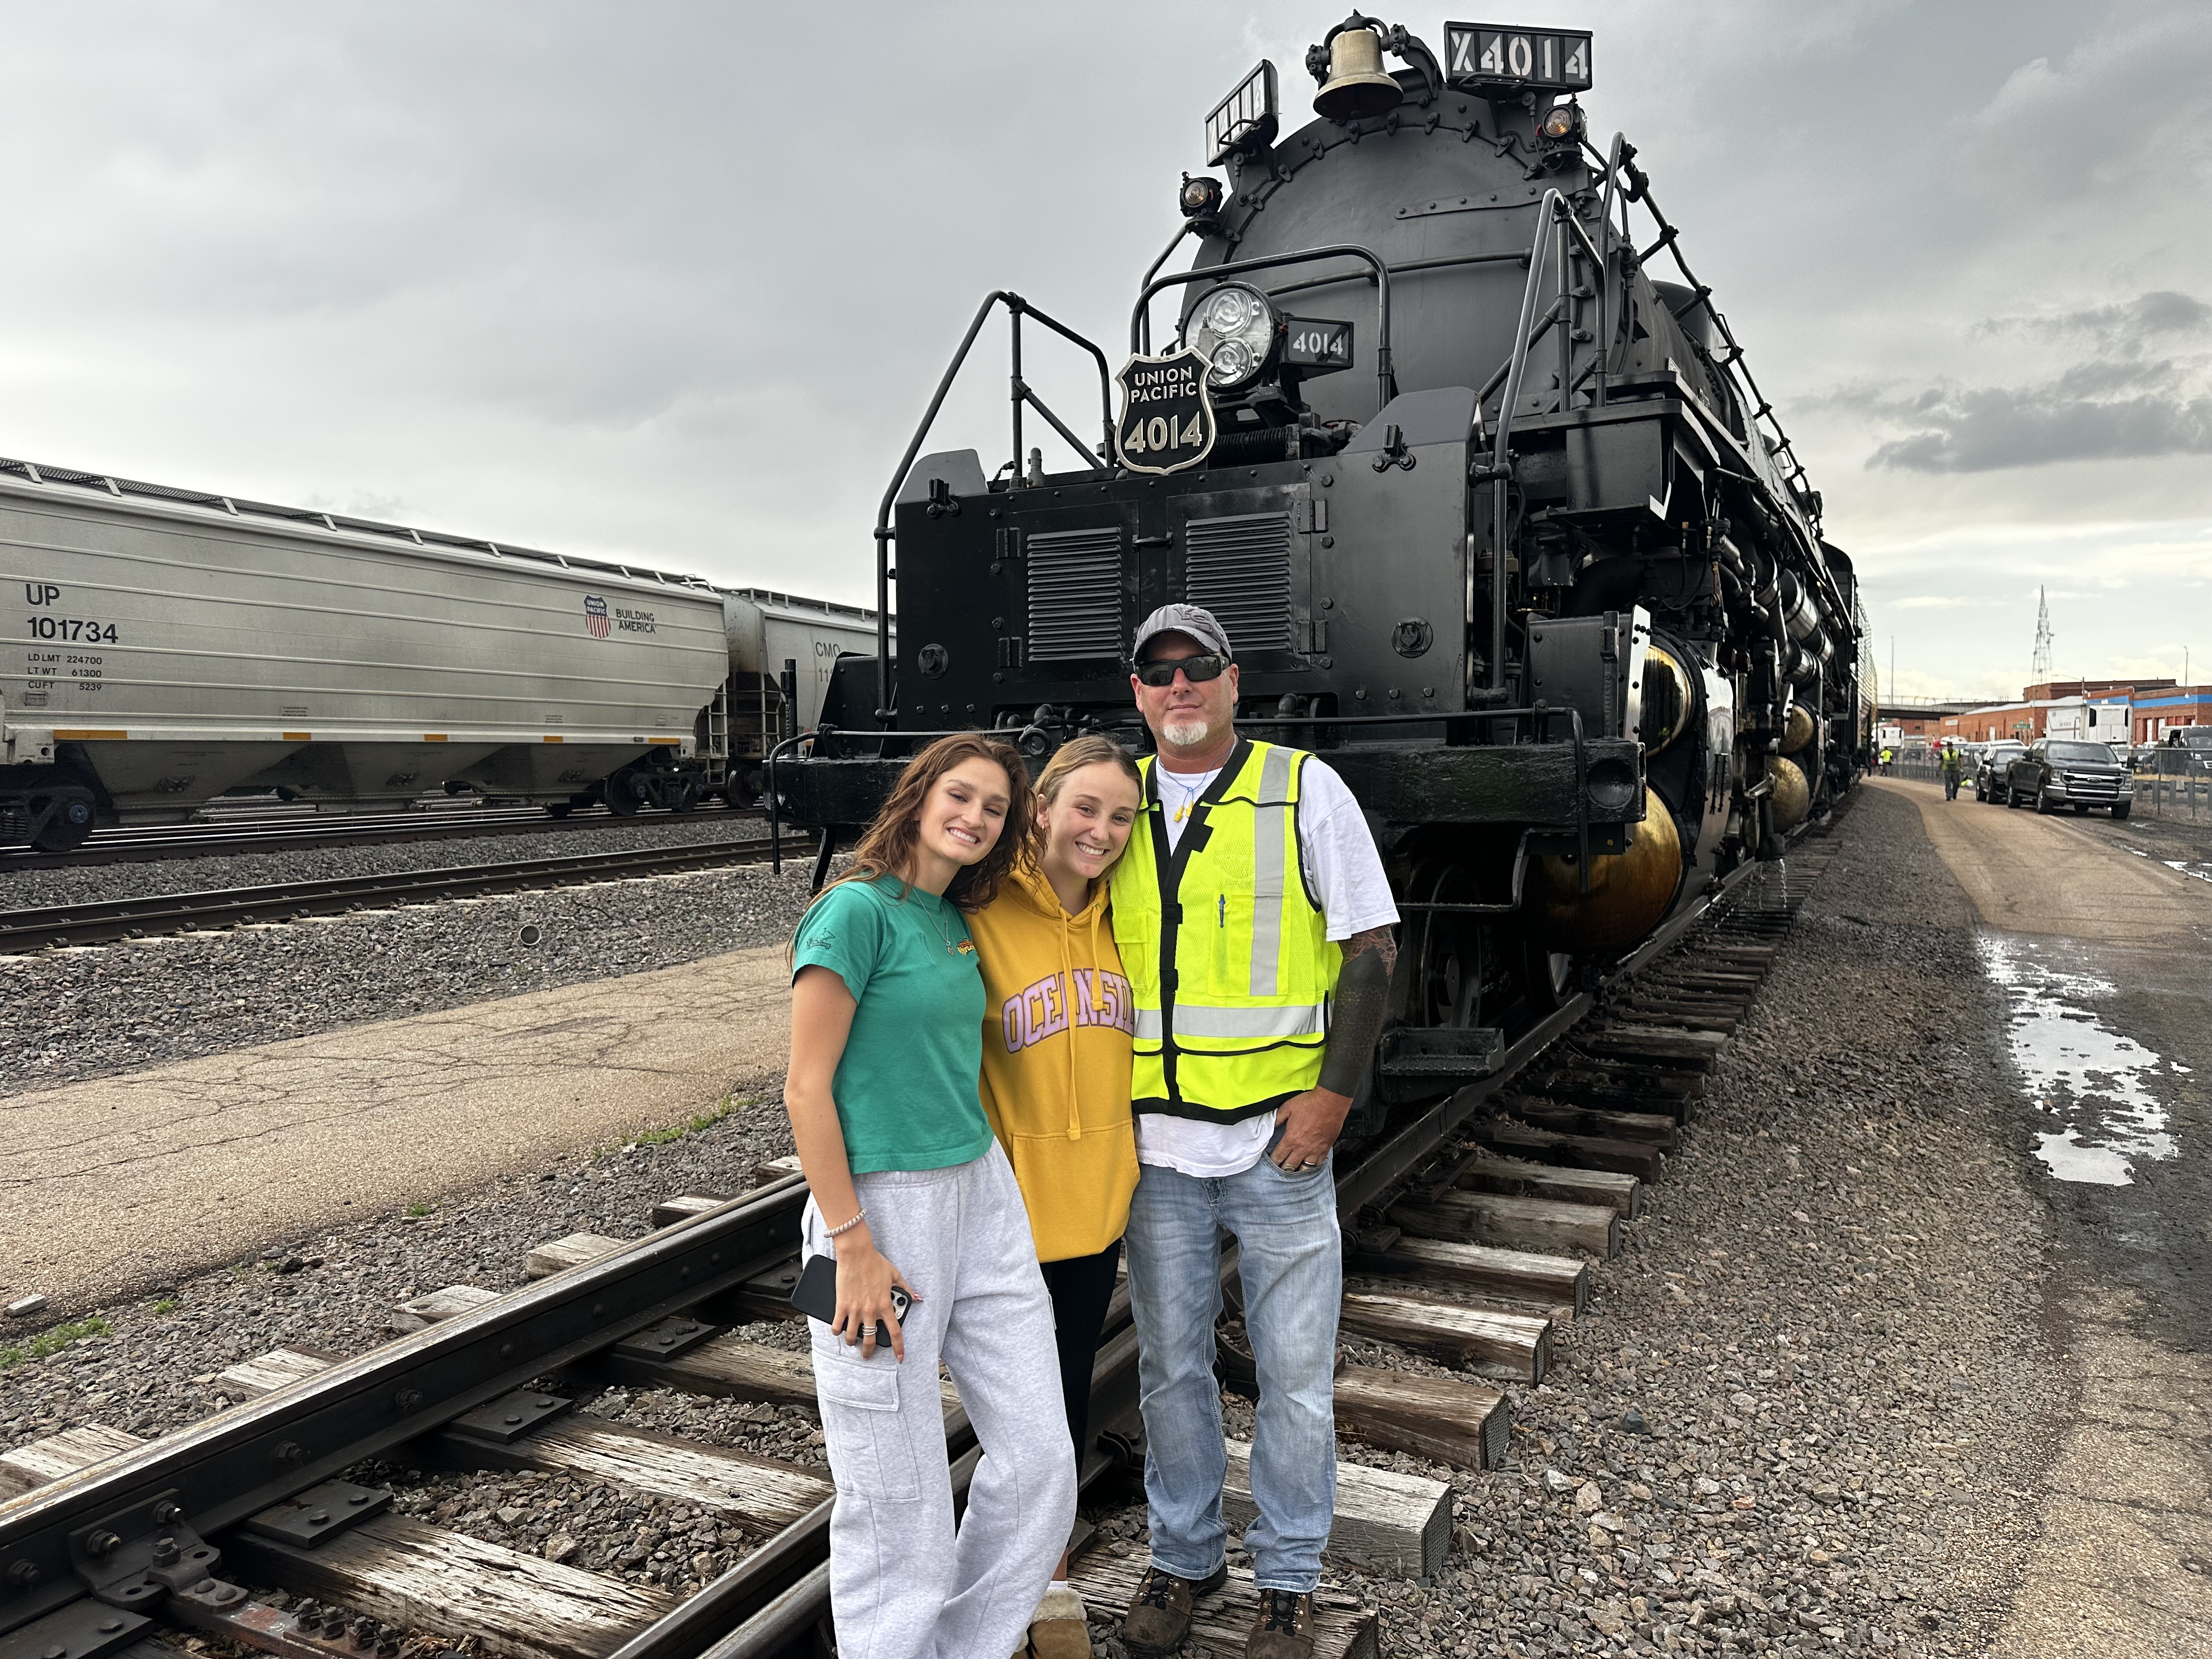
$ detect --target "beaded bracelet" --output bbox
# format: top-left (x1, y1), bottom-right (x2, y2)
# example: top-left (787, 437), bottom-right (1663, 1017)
top-left (823, 1207), bottom-right (867, 1239)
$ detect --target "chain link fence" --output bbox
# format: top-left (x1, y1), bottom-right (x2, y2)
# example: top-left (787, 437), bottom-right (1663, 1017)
top-left (1876, 753), bottom-right (2210, 819)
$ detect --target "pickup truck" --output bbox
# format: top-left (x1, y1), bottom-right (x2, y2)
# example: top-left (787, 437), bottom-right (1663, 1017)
top-left (2001, 739), bottom-right (2134, 818)
top-left (1973, 742), bottom-right (2026, 802)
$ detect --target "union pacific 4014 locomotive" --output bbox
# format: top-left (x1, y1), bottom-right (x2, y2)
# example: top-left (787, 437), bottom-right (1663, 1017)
top-left (775, 13), bottom-right (1867, 1127)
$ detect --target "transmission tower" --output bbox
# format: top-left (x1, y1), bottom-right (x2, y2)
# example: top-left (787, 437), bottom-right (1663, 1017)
top-left (2030, 586), bottom-right (2054, 681)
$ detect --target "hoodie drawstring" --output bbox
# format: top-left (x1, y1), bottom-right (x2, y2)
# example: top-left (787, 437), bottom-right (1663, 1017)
top-left (1051, 911), bottom-right (1079, 1141)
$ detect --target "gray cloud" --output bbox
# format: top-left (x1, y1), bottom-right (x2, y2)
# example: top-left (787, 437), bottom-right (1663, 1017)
top-left (1863, 290), bottom-right (2212, 472)
top-left (1868, 384), bottom-right (2212, 472)
top-left (1972, 291), bottom-right (2212, 350)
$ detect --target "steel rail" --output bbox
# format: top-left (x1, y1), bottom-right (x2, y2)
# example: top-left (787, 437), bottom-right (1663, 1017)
top-left (1, 806), bottom-right (761, 872)
top-left (0, 1177), bottom-right (812, 1632)
top-left (0, 834), bottom-right (811, 952)
top-left (0, 816), bottom-right (1832, 1659)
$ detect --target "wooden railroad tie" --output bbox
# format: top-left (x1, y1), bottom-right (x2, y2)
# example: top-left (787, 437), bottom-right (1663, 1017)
top-left (1465, 1119), bottom-right (1663, 1183)
top-left (1223, 1439), bottom-right (1451, 1577)
top-left (1336, 1289), bottom-right (1551, 1382)
top-left (1334, 1363), bottom-right (1510, 1470)
top-left (1509, 1098), bottom-right (1680, 1151)
top-left (0, 1420), bottom-right (667, 1659)
top-left (1389, 1188), bottom-right (1622, 1260)
top-left (1582, 1024), bottom-right (1729, 1068)
top-left (1069, 1550), bottom-right (1376, 1659)
top-left (1450, 1152), bottom-right (1643, 1219)
top-left (225, 1513), bottom-right (675, 1659)
top-left (1346, 1232), bottom-right (1588, 1319)
top-left (388, 1284), bottom-right (500, 1333)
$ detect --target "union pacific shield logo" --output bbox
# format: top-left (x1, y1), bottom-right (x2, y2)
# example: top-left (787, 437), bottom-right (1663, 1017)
top-left (1114, 346), bottom-right (1217, 476)
top-left (584, 595), bottom-right (610, 639)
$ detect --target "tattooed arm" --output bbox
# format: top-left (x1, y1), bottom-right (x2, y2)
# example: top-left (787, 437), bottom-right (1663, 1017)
top-left (1268, 924), bottom-right (1398, 1171)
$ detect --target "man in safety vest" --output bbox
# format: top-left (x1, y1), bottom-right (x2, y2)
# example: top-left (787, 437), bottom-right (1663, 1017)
top-left (1109, 605), bottom-right (1397, 1659)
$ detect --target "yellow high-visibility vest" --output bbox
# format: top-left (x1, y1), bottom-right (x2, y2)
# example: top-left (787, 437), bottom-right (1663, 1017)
top-left (1108, 739), bottom-right (1340, 1118)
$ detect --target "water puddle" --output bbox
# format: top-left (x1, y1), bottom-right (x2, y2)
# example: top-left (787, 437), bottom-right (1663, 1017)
top-left (2120, 844), bottom-right (2212, 884)
top-left (1978, 934), bottom-right (2181, 1186)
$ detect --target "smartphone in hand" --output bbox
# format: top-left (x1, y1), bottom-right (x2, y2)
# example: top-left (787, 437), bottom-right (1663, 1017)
top-left (789, 1253), bottom-right (909, 1348)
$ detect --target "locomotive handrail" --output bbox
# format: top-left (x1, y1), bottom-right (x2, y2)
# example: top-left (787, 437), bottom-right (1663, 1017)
top-left (763, 722), bottom-right (1054, 877)
top-left (1579, 132), bottom-right (1821, 529)
top-left (1482, 188), bottom-right (1568, 697)
top-left (870, 292), bottom-right (1116, 723)
top-left (1132, 242), bottom-right (1398, 409)
top-left (1238, 246), bottom-right (1529, 303)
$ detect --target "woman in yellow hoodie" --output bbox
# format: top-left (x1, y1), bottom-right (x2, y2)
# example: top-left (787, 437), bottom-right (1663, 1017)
top-left (968, 733), bottom-right (1144, 1659)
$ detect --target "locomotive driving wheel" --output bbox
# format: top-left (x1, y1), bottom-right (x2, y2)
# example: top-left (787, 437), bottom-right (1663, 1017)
top-left (1400, 858), bottom-right (1487, 1034)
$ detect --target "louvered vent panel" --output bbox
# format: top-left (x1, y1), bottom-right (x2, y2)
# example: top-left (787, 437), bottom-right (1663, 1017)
top-left (1025, 526), bottom-right (1124, 661)
top-left (1183, 512), bottom-right (1291, 651)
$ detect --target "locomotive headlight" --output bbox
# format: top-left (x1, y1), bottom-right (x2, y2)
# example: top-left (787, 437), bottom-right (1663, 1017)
top-left (1183, 281), bottom-right (1280, 392)
top-left (1540, 101), bottom-right (1584, 142)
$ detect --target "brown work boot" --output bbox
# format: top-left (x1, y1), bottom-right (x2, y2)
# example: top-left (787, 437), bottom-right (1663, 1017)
top-left (1245, 1589), bottom-right (1316, 1659)
top-left (1121, 1562), bottom-right (1227, 1657)
top-left (1026, 1581), bottom-right (1090, 1659)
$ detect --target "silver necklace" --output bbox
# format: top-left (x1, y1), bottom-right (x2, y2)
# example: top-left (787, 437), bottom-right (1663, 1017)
top-left (921, 893), bottom-right (963, 955)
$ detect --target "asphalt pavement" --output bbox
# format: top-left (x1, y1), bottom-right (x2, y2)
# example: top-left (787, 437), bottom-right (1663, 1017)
top-left (1870, 777), bottom-right (2212, 1655)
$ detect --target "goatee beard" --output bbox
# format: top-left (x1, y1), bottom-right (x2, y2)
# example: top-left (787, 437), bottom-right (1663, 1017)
top-left (1163, 719), bottom-right (1212, 748)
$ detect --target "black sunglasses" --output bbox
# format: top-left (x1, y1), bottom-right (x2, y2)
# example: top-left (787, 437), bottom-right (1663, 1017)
top-left (1134, 653), bottom-right (1229, 687)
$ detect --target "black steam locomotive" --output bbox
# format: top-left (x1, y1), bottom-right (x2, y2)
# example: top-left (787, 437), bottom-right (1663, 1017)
top-left (776, 13), bottom-right (1865, 1127)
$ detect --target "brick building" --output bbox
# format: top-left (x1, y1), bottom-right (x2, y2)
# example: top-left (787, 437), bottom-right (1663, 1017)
top-left (2131, 686), bottom-right (2212, 743)
top-left (1933, 678), bottom-right (2207, 745)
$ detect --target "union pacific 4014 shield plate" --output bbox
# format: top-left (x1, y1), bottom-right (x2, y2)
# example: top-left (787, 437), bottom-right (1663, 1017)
top-left (1114, 346), bottom-right (1217, 476)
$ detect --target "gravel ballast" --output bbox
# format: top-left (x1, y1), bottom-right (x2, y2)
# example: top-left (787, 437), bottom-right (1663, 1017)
top-left (1, 787), bottom-right (2067, 1656)
top-left (0, 857), bottom-right (818, 1097)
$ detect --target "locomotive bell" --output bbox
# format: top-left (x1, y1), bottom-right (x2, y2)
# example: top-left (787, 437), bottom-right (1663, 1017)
top-left (1313, 27), bottom-right (1403, 121)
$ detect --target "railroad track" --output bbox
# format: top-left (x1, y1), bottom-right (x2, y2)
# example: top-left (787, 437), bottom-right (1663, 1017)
top-left (0, 819), bottom-right (1846, 1659)
top-left (0, 805), bottom-right (764, 872)
top-left (0, 836), bottom-right (814, 954)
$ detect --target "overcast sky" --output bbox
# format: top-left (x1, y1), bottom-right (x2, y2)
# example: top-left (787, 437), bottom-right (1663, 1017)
top-left (0, 1), bottom-right (2204, 704)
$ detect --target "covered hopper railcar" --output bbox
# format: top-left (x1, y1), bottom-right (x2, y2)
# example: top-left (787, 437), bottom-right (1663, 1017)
top-left (0, 459), bottom-right (882, 849)
top-left (772, 13), bottom-right (1864, 1134)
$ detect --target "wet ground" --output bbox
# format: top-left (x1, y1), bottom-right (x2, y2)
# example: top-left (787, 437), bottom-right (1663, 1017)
top-left (1871, 778), bottom-right (2212, 1652)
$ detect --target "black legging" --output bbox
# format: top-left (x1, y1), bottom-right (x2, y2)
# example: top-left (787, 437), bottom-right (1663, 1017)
top-left (1040, 1237), bottom-right (1122, 1459)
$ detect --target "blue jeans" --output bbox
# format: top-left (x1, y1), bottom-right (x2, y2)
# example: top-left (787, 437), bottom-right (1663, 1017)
top-left (1124, 1141), bottom-right (1341, 1593)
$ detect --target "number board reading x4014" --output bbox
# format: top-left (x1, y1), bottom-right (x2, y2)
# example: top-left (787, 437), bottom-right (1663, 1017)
top-left (1443, 22), bottom-right (1593, 92)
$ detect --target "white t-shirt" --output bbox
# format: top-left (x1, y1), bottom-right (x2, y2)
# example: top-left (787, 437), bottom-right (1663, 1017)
top-left (1135, 753), bottom-right (1398, 1179)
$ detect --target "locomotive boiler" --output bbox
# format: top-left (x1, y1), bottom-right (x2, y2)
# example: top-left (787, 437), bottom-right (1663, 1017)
top-left (773, 13), bottom-right (1865, 1128)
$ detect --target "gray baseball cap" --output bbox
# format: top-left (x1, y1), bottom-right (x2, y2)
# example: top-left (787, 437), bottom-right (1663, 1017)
top-left (1132, 603), bottom-right (1233, 662)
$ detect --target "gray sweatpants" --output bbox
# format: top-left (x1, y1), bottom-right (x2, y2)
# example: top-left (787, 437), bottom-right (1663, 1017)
top-left (800, 1141), bottom-right (1076, 1659)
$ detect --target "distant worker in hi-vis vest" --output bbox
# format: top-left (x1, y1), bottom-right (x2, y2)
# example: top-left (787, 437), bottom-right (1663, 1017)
top-left (1108, 605), bottom-right (1397, 1659)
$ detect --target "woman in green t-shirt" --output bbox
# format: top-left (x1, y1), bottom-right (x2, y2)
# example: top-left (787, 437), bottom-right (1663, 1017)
top-left (785, 732), bottom-right (1076, 1659)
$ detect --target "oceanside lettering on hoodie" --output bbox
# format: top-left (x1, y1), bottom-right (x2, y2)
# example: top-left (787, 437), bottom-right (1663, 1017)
top-left (1000, 968), bottom-right (1136, 1054)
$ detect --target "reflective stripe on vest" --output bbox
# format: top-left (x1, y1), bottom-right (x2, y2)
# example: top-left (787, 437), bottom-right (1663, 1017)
top-left (1108, 739), bottom-right (1339, 1115)
top-left (1132, 1001), bottom-right (1329, 1041)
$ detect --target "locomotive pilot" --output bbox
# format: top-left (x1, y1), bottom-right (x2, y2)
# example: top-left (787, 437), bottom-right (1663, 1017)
top-left (1109, 604), bottom-right (1397, 1659)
